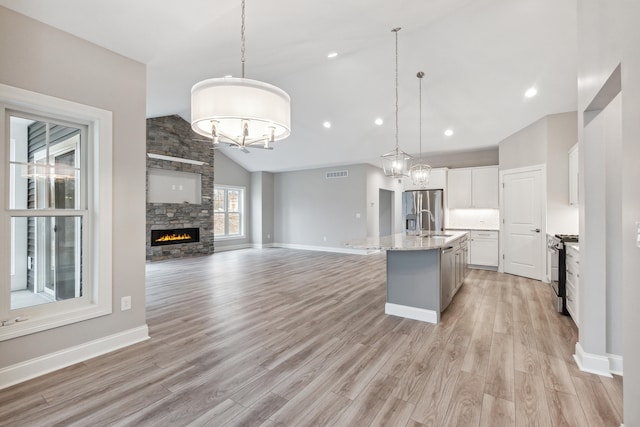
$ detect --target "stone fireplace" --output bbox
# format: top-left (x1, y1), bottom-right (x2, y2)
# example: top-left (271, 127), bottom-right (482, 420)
top-left (146, 115), bottom-right (214, 261)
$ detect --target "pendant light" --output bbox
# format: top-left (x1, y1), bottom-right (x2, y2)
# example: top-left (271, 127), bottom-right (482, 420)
top-left (190, 0), bottom-right (291, 150)
top-left (410, 71), bottom-right (432, 187)
top-left (381, 27), bottom-right (412, 178)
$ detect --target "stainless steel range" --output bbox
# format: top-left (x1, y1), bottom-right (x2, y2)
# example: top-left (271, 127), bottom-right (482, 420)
top-left (547, 234), bottom-right (579, 314)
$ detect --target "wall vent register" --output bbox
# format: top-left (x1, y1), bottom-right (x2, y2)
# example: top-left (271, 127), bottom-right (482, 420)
top-left (325, 170), bottom-right (348, 179)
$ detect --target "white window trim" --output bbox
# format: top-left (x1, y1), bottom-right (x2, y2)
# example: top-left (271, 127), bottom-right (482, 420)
top-left (214, 185), bottom-right (246, 240)
top-left (0, 84), bottom-right (113, 341)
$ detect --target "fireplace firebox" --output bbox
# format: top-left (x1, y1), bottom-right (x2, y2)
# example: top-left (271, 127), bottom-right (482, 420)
top-left (151, 228), bottom-right (200, 246)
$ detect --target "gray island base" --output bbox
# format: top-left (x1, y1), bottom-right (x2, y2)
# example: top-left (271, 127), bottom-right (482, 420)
top-left (346, 231), bottom-right (469, 324)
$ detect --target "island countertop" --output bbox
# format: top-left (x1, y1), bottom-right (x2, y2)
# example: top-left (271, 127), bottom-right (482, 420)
top-left (345, 230), bottom-right (469, 251)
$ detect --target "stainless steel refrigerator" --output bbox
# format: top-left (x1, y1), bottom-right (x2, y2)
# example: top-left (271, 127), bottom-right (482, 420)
top-left (402, 189), bottom-right (444, 235)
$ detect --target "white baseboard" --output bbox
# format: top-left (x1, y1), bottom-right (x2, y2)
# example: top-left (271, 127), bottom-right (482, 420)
top-left (574, 341), bottom-right (613, 377)
top-left (252, 243), bottom-right (276, 249)
top-left (274, 243), bottom-right (377, 255)
top-left (468, 264), bottom-right (498, 271)
top-left (385, 303), bottom-right (438, 324)
top-left (608, 353), bottom-right (623, 376)
top-left (214, 242), bottom-right (376, 255)
top-left (214, 243), bottom-right (254, 252)
top-left (0, 325), bottom-right (149, 390)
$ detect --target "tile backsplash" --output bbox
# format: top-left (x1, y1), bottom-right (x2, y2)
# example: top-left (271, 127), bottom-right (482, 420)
top-left (447, 208), bottom-right (500, 230)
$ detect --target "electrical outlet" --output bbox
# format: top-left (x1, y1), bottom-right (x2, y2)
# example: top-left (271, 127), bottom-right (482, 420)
top-left (355, 213), bottom-right (361, 219)
top-left (323, 236), bottom-right (327, 242)
top-left (121, 296), bottom-right (132, 311)
top-left (636, 222), bottom-right (640, 248)
top-left (267, 233), bottom-right (271, 239)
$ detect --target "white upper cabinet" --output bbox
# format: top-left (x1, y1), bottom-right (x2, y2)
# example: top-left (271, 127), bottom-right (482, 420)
top-left (404, 167), bottom-right (448, 191)
top-left (447, 166), bottom-right (499, 209)
top-left (447, 169), bottom-right (472, 207)
top-left (569, 143), bottom-right (579, 205)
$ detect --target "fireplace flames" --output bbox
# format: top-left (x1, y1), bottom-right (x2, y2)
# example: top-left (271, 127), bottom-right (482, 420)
top-left (155, 232), bottom-right (192, 243)
top-left (151, 227), bottom-right (199, 246)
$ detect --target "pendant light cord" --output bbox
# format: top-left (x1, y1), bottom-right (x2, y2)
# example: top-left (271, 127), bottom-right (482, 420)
top-left (418, 71), bottom-right (424, 160)
top-left (392, 28), bottom-right (401, 152)
top-left (241, 0), bottom-right (246, 78)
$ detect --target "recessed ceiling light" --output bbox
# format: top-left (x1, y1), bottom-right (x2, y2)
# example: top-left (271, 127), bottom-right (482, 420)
top-left (323, 121), bottom-right (332, 128)
top-left (525, 87), bottom-right (538, 98)
top-left (444, 129), bottom-right (454, 137)
top-left (327, 52), bottom-right (338, 59)
top-left (375, 118), bottom-right (384, 126)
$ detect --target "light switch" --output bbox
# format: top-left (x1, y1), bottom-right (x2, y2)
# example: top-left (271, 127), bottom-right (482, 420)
top-left (355, 213), bottom-right (361, 219)
top-left (636, 222), bottom-right (640, 248)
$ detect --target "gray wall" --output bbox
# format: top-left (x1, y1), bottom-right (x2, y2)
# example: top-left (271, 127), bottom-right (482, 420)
top-left (0, 7), bottom-right (147, 367)
top-left (498, 112), bottom-right (579, 235)
top-left (366, 165), bottom-right (404, 237)
top-left (419, 147), bottom-right (499, 169)
top-left (546, 112), bottom-right (579, 235)
top-left (274, 164), bottom-right (369, 248)
top-left (498, 117), bottom-right (547, 170)
top-left (213, 150), bottom-right (253, 249)
top-left (251, 171), bottom-right (275, 246)
top-left (577, 1), bottom-right (640, 423)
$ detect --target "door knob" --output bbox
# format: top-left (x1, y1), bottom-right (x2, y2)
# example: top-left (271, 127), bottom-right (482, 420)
top-left (531, 228), bottom-right (541, 233)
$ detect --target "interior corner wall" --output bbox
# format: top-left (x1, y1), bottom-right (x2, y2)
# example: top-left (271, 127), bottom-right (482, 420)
top-left (250, 171), bottom-right (275, 246)
top-left (146, 115), bottom-right (215, 261)
top-left (250, 172), bottom-right (263, 245)
top-left (578, 0), bottom-right (640, 423)
top-left (213, 150), bottom-right (253, 250)
top-left (260, 172), bottom-right (275, 245)
top-left (498, 116), bottom-right (547, 171)
top-left (274, 164), bottom-right (368, 248)
top-left (546, 112), bottom-right (579, 235)
top-left (0, 7), bottom-right (147, 367)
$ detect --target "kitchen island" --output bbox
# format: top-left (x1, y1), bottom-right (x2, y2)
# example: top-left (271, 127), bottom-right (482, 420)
top-left (346, 231), bottom-right (469, 324)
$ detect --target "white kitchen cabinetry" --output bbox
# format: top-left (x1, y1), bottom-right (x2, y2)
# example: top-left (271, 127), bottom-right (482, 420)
top-left (569, 143), bottom-right (579, 205)
top-left (447, 166), bottom-right (499, 209)
top-left (469, 230), bottom-right (499, 268)
top-left (565, 244), bottom-right (579, 326)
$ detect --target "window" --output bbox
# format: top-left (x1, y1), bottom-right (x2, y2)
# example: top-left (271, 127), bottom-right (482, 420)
top-left (214, 186), bottom-right (244, 238)
top-left (1, 84), bottom-right (113, 341)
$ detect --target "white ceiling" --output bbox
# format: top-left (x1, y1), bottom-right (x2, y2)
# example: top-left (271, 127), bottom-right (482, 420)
top-left (0, 0), bottom-right (578, 172)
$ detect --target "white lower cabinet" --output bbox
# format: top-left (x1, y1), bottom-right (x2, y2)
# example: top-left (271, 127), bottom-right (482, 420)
top-left (565, 245), bottom-right (579, 327)
top-left (468, 230), bottom-right (499, 267)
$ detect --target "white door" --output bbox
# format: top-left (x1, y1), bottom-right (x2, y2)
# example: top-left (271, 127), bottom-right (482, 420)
top-left (502, 168), bottom-right (544, 280)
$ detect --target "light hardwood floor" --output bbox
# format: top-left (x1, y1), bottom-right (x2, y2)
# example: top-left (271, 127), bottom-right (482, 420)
top-left (0, 248), bottom-right (623, 426)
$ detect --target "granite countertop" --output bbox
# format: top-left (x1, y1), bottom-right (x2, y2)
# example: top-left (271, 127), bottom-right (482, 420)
top-left (446, 227), bottom-right (499, 231)
top-left (345, 230), bottom-right (469, 251)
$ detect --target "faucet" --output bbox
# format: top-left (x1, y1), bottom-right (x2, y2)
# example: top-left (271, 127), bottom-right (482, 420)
top-left (418, 209), bottom-right (435, 236)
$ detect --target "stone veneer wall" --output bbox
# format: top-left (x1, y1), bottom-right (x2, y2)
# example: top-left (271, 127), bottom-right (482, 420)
top-left (146, 115), bottom-right (214, 261)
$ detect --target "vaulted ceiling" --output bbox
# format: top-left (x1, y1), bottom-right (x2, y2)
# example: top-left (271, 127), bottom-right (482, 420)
top-left (0, 0), bottom-right (577, 172)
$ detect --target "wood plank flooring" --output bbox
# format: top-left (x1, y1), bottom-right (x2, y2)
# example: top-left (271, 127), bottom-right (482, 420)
top-left (0, 248), bottom-right (623, 426)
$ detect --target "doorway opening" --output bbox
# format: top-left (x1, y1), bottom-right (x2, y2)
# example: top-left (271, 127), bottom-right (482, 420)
top-left (379, 189), bottom-right (394, 237)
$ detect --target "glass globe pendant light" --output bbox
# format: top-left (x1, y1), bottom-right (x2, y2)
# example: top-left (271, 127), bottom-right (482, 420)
top-left (190, 0), bottom-right (291, 150)
top-left (380, 27), bottom-right (412, 178)
top-left (410, 71), bottom-right (432, 187)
